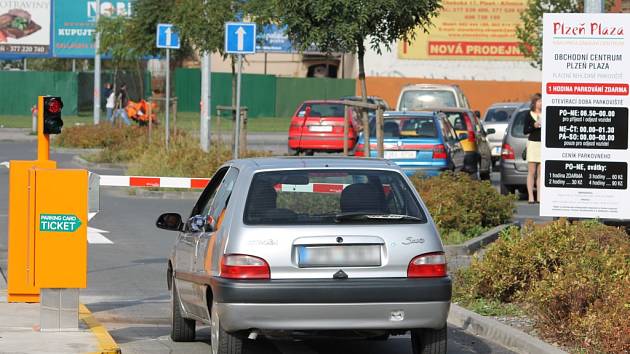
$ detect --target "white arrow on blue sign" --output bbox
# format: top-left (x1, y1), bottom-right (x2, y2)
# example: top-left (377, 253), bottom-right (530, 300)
top-left (225, 22), bottom-right (256, 54)
top-left (156, 23), bottom-right (181, 49)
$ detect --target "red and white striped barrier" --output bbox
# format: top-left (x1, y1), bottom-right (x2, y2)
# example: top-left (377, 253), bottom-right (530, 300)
top-left (99, 175), bottom-right (210, 189)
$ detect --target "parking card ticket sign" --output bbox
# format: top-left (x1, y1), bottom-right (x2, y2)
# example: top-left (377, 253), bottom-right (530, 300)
top-left (40, 214), bottom-right (82, 232)
top-left (541, 13), bottom-right (630, 219)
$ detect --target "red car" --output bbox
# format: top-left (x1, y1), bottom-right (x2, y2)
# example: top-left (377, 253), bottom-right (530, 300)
top-left (288, 100), bottom-right (358, 155)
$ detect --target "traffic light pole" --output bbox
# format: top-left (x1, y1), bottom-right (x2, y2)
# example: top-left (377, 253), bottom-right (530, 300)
top-left (37, 96), bottom-right (49, 161)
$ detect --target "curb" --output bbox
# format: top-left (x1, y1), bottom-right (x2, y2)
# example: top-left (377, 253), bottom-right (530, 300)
top-left (72, 155), bottom-right (128, 170)
top-left (54, 147), bottom-right (103, 155)
top-left (448, 304), bottom-right (567, 354)
top-left (79, 304), bottom-right (121, 354)
top-left (444, 221), bottom-right (520, 257)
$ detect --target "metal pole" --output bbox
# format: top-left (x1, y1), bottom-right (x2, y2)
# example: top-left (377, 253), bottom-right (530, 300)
top-left (234, 54), bottom-right (243, 159)
top-left (93, 0), bottom-right (101, 124)
top-left (200, 52), bottom-right (210, 151)
top-left (72, 59), bottom-right (76, 72)
top-left (584, 0), bottom-right (604, 12)
top-left (23, 58), bottom-right (27, 70)
top-left (165, 48), bottom-right (171, 148)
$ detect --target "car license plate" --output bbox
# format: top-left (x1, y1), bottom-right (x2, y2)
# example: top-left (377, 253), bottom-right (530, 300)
top-left (492, 146), bottom-right (502, 156)
top-left (309, 125), bottom-right (333, 132)
top-left (298, 245), bottom-right (381, 267)
top-left (384, 151), bottom-right (417, 159)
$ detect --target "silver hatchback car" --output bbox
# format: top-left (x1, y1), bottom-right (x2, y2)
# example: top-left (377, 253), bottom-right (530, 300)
top-left (156, 157), bottom-right (451, 354)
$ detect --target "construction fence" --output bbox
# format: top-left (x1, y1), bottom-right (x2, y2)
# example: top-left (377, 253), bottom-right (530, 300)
top-left (175, 69), bottom-right (356, 117)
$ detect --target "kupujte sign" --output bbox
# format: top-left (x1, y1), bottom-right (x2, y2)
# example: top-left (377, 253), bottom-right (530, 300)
top-left (541, 13), bottom-right (630, 219)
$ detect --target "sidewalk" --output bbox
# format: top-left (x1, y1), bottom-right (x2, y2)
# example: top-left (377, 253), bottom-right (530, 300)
top-left (0, 128), bottom-right (36, 142)
top-left (0, 290), bottom-right (120, 354)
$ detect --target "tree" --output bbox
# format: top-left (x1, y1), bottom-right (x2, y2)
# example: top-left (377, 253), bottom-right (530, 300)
top-left (262, 0), bottom-right (441, 107)
top-left (516, 0), bottom-right (615, 68)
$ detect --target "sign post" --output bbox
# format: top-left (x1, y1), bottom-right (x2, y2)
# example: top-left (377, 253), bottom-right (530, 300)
top-left (541, 13), bottom-right (630, 219)
top-left (225, 22), bottom-right (256, 159)
top-left (156, 23), bottom-right (181, 148)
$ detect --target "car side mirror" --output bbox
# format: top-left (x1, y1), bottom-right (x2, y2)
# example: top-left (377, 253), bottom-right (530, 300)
top-left (156, 213), bottom-right (183, 231)
top-left (474, 110), bottom-right (481, 118)
top-left (458, 133), bottom-right (468, 141)
top-left (486, 128), bottom-right (496, 135)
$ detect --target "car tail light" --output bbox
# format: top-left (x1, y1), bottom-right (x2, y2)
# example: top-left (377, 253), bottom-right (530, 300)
top-left (465, 113), bottom-right (476, 142)
top-left (407, 252), bottom-right (447, 278)
top-left (220, 254), bottom-right (270, 279)
top-left (501, 143), bottom-right (515, 160)
top-left (432, 144), bottom-right (447, 159)
top-left (354, 144), bottom-right (365, 156)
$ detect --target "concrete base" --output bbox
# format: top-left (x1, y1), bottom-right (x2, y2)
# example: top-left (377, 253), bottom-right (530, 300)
top-left (40, 288), bottom-right (79, 331)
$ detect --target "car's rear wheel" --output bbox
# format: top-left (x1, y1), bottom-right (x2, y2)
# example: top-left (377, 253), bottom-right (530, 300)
top-left (171, 279), bottom-right (196, 342)
top-left (211, 301), bottom-right (243, 354)
top-left (411, 326), bottom-right (447, 354)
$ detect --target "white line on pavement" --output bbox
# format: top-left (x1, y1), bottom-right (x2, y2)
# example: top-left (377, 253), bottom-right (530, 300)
top-left (0, 161), bottom-right (9, 169)
top-left (88, 212), bottom-right (114, 245)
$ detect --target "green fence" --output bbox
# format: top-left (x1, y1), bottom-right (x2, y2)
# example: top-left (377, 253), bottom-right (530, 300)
top-left (275, 77), bottom-right (356, 117)
top-left (175, 69), bottom-right (276, 118)
top-left (0, 71), bottom-right (78, 115)
top-left (175, 69), bottom-right (356, 118)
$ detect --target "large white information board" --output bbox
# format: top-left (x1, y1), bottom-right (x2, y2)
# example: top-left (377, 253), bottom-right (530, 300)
top-left (541, 13), bottom-right (630, 219)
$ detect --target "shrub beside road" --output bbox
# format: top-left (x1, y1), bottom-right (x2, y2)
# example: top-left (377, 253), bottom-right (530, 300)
top-left (455, 220), bottom-right (630, 353)
top-left (410, 172), bottom-right (516, 245)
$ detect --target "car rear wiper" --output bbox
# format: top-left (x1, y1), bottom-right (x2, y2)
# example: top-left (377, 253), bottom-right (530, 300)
top-left (334, 212), bottom-right (423, 222)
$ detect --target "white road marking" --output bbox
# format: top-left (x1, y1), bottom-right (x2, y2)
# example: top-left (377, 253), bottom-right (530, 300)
top-left (87, 212), bottom-right (114, 244)
top-left (0, 161), bottom-right (9, 169)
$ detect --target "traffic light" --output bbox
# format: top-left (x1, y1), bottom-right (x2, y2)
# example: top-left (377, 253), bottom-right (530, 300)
top-left (43, 97), bottom-right (64, 135)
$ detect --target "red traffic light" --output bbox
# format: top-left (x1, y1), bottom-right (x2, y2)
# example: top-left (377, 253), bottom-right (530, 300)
top-left (48, 99), bottom-right (62, 114)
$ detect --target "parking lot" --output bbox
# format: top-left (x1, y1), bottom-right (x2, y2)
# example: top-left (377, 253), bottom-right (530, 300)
top-left (0, 139), bottom-right (545, 353)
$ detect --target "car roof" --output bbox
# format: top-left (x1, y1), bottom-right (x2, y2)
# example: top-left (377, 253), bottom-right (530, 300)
top-left (383, 111), bottom-right (437, 118)
top-left (229, 157), bottom-right (400, 172)
top-left (401, 84), bottom-right (461, 90)
top-left (301, 100), bottom-right (344, 104)
top-left (487, 102), bottom-right (525, 108)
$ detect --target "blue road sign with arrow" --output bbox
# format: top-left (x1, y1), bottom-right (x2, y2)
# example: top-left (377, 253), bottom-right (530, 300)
top-left (225, 22), bottom-right (256, 54)
top-left (156, 23), bottom-right (181, 49)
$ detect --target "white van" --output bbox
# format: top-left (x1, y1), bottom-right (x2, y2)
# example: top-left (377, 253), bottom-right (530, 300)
top-left (396, 84), bottom-right (471, 111)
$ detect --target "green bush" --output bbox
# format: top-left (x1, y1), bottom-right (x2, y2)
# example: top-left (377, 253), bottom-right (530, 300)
top-left (455, 220), bottom-right (630, 353)
top-left (54, 124), bottom-right (146, 149)
top-left (410, 172), bottom-right (516, 243)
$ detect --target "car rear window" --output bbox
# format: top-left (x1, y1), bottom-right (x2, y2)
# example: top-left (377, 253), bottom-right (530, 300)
top-left (400, 90), bottom-right (457, 110)
top-left (510, 110), bottom-right (529, 138)
top-left (370, 116), bottom-right (438, 139)
top-left (485, 107), bottom-right (516, 122)
top-left (243, 170), bottom-right (426, 225)
top-left (297, 103), bottom-right (345, 118)
top-left (443, 112), bottom-right (468, 131)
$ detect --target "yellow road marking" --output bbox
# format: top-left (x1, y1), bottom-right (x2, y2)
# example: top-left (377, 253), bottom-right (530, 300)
top-left (80, 303), bottom-right (121, 354)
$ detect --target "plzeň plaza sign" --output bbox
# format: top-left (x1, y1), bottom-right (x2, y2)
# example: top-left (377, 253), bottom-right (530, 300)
top-left (541, 13), bottom-right (630, 219)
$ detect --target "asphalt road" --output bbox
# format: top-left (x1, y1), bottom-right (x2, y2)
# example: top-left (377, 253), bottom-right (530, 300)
top-left (0, 139), bottom-right (543, 354)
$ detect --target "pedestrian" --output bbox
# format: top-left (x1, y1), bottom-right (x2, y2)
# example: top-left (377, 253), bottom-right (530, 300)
top-left (106, 89), bottom-right (115, 123)
top-left (113, 83), bottom-right (131, 126)
top-left (103, 82), bottom-right (112, 111)
top-left (523, 93), bottom-right (542, 204)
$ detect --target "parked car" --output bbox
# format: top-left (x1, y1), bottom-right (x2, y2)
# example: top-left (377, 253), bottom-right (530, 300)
top-left (288, 100), bottom-right (358, 155)
top-left (396, 84), bottom-right (471, 111)
top-left (499, 103), bottom-right (530, 195)
top-left (440, 108), bottom-right (493, 180)
top-left (482, 102), bottom-right (523, 167)
top-left (157, 157), bottom-right (452, 354)
top-left (354, 111), bottom-right (466, 177)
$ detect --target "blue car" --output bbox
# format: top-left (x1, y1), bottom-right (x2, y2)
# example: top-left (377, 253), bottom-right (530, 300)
top-left (354, 111), bottom-right (466, 177)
